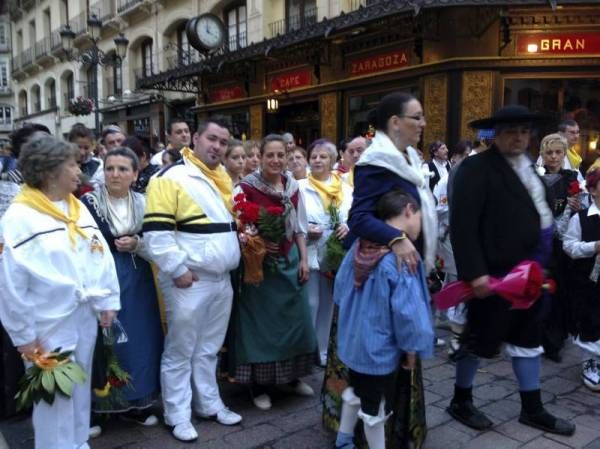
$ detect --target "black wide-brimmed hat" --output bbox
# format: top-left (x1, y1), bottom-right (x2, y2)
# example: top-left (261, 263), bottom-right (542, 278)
top-left (469, 105), bottom-right (549, 130)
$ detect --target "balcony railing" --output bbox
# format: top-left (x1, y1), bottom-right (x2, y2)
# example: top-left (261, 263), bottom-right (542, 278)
top-left (228, 32), bottom-right (247, 52)
top-left (21, 48), bottom-right (33, 69)
top-left (34, 37), bottom-right (51, 60)
top-left (11, 53), bottom-right (22, 73)
top-left (347, 0), bottom-right (382, 11)
top-left (268, 6), bottom-right (318, 38)
top-left (90, 0), bottom-right (116, 22)
top-left (117, 0), bottom-right (144, 14)
top-left (70, 12), bottom-right (88, 36)
top-left (50, 30), bottom-right (63, 51)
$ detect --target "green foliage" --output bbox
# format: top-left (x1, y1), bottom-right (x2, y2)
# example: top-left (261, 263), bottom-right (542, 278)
top-left (257, 208), bottom-right (287, 244)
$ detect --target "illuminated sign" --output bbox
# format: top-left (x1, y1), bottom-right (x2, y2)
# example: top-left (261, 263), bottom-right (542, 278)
top-left (517, 33), bottom-right (600, 55)
top-left (348, 49), bottom-right (410, 76)
top-left (208, 84), bottom-right (245, 103)
top-left (269, 69), bottom-right (312, 92)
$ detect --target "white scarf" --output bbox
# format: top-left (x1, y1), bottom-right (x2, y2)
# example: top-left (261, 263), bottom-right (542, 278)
top-left (357, 131), bottom-right (438, 270)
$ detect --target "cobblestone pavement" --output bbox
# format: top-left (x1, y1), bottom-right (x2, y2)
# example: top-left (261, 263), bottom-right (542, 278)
top-left (2, 331), bottom-right (600, 449)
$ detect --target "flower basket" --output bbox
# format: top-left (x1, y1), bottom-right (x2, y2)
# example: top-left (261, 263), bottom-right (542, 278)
top-left (68, 96), bottom-right (94, 116)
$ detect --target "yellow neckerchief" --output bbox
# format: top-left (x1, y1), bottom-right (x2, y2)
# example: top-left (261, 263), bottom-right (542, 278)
top-left (181, 147), bottom-right (233, 213)
top-left (308, 172), bottom-right (344, 210)
top-left (567, 146), bottom-right (582, 170)
top-left (12, 185), bottom-right (88, 249)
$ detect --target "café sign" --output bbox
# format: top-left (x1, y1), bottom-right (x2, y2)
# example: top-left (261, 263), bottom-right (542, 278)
top-left (516, 32), bottom-right (600, 55)
top-left (348, 49), bottom-right (410, 76)
top-left (208, 84), bottom-right (245, 103)
top-left (269, 69), bottom-right (312, 92)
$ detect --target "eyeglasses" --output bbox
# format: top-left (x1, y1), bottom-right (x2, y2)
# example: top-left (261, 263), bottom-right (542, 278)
top-left (398, 114), bottom-right (426, 122)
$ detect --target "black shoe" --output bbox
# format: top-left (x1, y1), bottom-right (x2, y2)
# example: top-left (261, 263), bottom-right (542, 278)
top-left (543, 351), bottom-right (563, 363)
top-left (519, 409), bottom-right (575, 436)
top-left (447, 400), bottom-right (493, 430)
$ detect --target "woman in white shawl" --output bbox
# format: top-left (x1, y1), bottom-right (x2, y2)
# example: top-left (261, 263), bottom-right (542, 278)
top-left (325, 92), bottom-right (436, 449)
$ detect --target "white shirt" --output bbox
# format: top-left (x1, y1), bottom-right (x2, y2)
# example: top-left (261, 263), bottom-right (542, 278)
top-left (298, 177), bottom-right (353, 271)
top-left (432, 158), bottom-right (449, 180)
top-left (563, 203), bottom-right (600, 259)
top-left (0, 201), bottom-right (120, 346)
top-left (150, 150), bottom-right (165, 167)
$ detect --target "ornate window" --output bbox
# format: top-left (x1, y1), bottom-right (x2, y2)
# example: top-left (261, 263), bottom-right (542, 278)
top-left (141, 39), bottom-right (153, 77)
top-left (286, 0), bottom-right (317, 32)
top-left (226, 3), bottom-right (247, 51)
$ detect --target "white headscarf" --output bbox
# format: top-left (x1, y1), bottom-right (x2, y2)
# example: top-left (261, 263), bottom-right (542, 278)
top-left (357, 131), bottom-right (438, 270)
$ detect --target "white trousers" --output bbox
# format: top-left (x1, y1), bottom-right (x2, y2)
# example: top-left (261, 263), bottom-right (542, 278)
top-left (160, 274), bottom-right (233, 426)
top-left (32, 303), bottom-right (97, 449)
top-left (307, 271), bottom-right (333, 361)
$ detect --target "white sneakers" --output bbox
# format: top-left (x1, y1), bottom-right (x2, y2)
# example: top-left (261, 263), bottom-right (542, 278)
top-left (582, 359), bottom-right (600, 392)
top-left (172, 421), bottom-right (198, 442)
top-left (88, 425), bottom-right (102, 439)
top-left (253, 393), bottom-right (272, 410)
top-left (198, 407), bottom-right (242, 425)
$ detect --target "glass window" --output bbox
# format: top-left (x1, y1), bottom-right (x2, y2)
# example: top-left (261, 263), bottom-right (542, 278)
top-left (226, 5), bottom-right (247, 51)
top-left (0, 108), bottom-right (4, 125)
top-left (142, 40), bottom-right (153, 77)
top-left (210, 108), bottom-right (249, 139)
top-left (113, 62), bottom-right (122, 96)
top-left (177, 24), bottom-right (191, 65)
top-left (503, 77), bottom-right (600, 168)
top-left (0, 24), bottom-right (7, 46)
top-left (347, 85), bottom-right (420, 137)
top-left (0, 62), bottom-right (8, 87)
top-left (287, 0), bottom-right (317, 31)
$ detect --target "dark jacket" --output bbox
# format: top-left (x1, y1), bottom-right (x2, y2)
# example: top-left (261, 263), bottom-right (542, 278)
top-left (428, 160), bottom-right (450, 191)
top-left (450, 146), bottom-right (549, 282)
top-left (346, 165), bottom-right (421, 250)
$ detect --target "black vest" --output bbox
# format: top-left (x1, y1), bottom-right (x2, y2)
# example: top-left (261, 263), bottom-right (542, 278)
top-left (571, 209), bottom-right (600, 286)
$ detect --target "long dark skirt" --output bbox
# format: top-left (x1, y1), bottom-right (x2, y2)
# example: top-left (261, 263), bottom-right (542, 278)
top-left (321, 306), bottom-right (427, 449)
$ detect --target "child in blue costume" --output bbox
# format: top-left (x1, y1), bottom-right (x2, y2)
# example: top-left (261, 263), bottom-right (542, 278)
top-left (334, 190), bottom-right (434, 449)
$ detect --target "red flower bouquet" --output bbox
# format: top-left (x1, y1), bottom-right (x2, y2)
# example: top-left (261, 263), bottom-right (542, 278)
top-left (567, 180), bottom-right (583, 197)
top-left (433, 260), bottom-right (556, 311)
top-left (233, 193), bottom-right (288, 284)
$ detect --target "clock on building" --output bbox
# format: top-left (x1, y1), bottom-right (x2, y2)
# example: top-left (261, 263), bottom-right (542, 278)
top-left (186, 14), bottom-right (226, 53)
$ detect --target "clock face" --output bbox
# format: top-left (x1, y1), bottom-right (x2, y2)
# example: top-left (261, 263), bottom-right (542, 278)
top-left (195, 14), bottom-right (225, 51)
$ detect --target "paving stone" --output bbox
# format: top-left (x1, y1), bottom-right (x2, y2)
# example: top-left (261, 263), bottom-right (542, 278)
top-left (427, 378), bottom-right (456, 398)
top-left (473, 383), bottom-right (515, 401)
top-left (222, 423), bottom-right (285, 449)
top-left (584, 437), bottom-right (600, 449)
top-left (426, 405), bottom-right (452, 428)
top-left (520, 436), bottom-right (573, 449)
top-left (423, 363), bottom-right (457, 382)
top-left (463, 430), bottom-right (521, 449)
top-left (542, 377), bottom-right (581, 396)
top-left (484, 360), bottom-right (516, 377)
top-left (424, 389), bottom-right (444, 405)
top-left (422, 423), bottom-right (474, 449)
top-left (495, 418), bottom-right (545, 443)
top-left (479, 399), bottom-right (521, 422)
top-left (546, 424), bottom-right (600, 449)
top-left (544, 398), bottom-right (590, 420)
top-left (272, 427), bottom-right (334, 449)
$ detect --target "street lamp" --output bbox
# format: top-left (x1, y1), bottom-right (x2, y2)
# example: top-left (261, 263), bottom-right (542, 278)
top-left (60, 16), bottom-right (129, 134)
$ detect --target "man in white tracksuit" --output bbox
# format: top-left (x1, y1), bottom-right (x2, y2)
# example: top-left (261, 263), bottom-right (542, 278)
top-left (143, 119), bottom-right (242, 442)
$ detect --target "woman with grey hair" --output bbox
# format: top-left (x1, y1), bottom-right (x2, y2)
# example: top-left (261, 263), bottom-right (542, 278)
top-left (81, 147), bottom-right (163, 431)
top-left (0, 135), bottom-right (120, 449)
top-left (299, 139), bottom-right (352, 366)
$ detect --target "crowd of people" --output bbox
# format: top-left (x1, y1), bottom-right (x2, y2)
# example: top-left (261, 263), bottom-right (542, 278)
top-left (0, 91), bottom-right (597, 449)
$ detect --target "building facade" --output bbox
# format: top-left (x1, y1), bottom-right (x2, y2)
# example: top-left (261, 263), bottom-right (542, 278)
top-left (135, 0), bottom-right (600, 168)
top-left (0, 2), bottom-right (15, 149)
top-left (8, 0), bottom-right (200, 144)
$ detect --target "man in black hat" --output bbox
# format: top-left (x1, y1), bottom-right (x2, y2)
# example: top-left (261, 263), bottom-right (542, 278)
top-left (447, 105), bottom-right (576, 436)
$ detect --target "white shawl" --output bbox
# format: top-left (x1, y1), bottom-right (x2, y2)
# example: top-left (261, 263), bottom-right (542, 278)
top-left (357, 131), bottom-right (438, 270)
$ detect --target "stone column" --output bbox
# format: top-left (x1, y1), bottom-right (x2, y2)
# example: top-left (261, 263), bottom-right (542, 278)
top-left (250, 103), bottom-right (264, 140)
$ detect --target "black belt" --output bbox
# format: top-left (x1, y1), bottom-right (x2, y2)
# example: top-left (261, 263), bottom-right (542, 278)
top-left (178, 221), bottom-right (237, 234)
